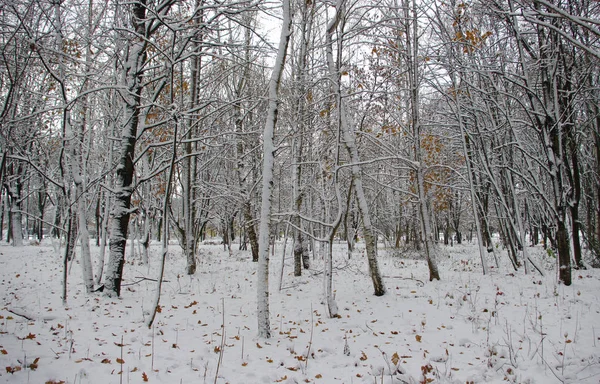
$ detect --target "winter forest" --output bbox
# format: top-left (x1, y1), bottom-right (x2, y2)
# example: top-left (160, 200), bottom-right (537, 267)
top-left (1, 0), bottom-right (600, 383)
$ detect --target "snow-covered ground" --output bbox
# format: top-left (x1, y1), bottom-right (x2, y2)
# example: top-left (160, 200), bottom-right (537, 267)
top-left (1, 239), bottom-right (599, 383)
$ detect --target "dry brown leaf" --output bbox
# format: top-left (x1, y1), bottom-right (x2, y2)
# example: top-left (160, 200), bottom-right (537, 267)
top-left (6, 365), bottom-right (22, 374)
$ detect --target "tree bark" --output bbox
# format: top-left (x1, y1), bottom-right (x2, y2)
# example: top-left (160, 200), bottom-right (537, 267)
top-left (328, 0), bottom-right (386, 295)
top-left (257, 0), bottom-right (292, 339)
top-left (105, 0), bottom-right (153, 297)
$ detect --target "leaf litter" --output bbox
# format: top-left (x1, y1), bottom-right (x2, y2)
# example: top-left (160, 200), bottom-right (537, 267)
top-left (0, 240), bottom-right (599, 383)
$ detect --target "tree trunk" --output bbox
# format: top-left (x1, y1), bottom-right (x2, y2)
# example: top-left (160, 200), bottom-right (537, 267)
top-left (9, 188), bottom-right (23, 247)
top-left (405, 0), bottom-right (439, 281)
top-left (328, 1), bottom-right (385, 295)
top-left (104, 0), bottom-right (150, 297)
top-left (256, 0), bottom-right (291, 339)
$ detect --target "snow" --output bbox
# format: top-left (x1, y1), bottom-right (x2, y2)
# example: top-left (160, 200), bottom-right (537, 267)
top-left (1, 240), bottom-right (599, 383)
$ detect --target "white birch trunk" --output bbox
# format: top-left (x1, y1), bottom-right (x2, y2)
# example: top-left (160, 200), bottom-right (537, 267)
top-left (257, 0), bottom-right (292, 339)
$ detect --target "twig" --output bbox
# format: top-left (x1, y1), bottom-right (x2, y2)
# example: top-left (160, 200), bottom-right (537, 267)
top-left (364, 321), bottom-right (376, 335)
top-left (122, 276), bottom-right (170, 287)
top-left (214, 298), bottom-right (225, 384)
top-left (382, 276), bottom-right (425, 286)
top-left (151, 324), bottom-right (155, 371)
top-left (7, 308), bottom-right (35, 321)
top-left (305, 304), bottom-right (314, 370)
top-left (538, 350), bottom-right (566, 383)
top-left (119, 335), bottom-right (124, 384)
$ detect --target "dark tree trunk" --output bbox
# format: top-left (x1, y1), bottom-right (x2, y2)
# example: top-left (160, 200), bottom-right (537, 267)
top-left (243, 202), bottom-right (259, 262)
top-left (96, 195), bottom-right (101, 246)
top-left (104, 1), bottom-right (148, 296)
top-left (557, 219), bottom-right (571, 285)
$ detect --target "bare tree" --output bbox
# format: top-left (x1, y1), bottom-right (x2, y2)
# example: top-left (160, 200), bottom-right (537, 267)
top-left (105, 0), bottom-right (176, 297)
top-left (257, 0), bottom-right (292, 339)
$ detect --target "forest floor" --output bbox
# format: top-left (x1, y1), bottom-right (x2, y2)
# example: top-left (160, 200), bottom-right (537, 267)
top-left (0, 239), bottom-right (599, 384)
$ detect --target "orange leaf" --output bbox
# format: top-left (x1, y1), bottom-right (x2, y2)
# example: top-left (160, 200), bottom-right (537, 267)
top-left (142, 372), bottom-right (149, 382)
top-left (116, 358), bottom-right (125, 364)
top-left (415, 335), bottom-right (422, 343)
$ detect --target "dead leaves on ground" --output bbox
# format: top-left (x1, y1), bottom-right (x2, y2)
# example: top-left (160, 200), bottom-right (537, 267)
top-left (5, 365), bottom-right (22, 374)
top-left (17, 332), bottom-right (36, 340)
top-left (6, 357), bottom-right (40, 374)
